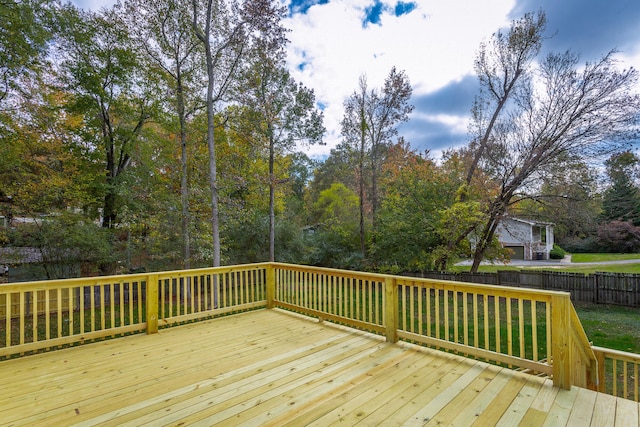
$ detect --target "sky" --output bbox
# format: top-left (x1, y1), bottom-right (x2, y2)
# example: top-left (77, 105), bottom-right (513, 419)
top-left (73, 0), bottom-right (640, 159)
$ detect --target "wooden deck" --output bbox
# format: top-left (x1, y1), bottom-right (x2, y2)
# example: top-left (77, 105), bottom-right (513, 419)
top-left (1, 309), bottom-right (638, 426)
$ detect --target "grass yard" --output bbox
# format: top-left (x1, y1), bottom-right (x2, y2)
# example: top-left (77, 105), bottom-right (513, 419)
top-left (574, 302), bottom-right (640, 354)
top-left (571, 253), bottom-right (640, 263)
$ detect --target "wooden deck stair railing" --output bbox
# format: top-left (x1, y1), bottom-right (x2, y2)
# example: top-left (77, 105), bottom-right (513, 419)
top-left (0, 262), bottom-right (631, 398)
top-left (592, 346), bottom-right (640, 402)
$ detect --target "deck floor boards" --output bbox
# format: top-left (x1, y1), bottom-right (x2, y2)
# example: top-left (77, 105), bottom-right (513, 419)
top-left (0, 308), bottom-right (637, 426)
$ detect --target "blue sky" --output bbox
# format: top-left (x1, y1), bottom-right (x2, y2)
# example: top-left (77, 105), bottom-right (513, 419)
top-left (74, 0), bottom-right (640, 159)
top-left (283, 0), bottom-right (640, 158)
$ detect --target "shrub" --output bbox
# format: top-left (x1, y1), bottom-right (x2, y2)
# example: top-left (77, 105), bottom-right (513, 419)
top-left (597, 220), bottom-right (640, 253)
top-left (549, 244), bottom-right (566, 259)
top-left (561, 236), bottom-right (601, 253)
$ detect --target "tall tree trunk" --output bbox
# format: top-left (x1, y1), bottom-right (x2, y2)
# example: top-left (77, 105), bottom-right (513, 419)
top-left (358, 119), bottom-right (366, 257)
top-left (269, 135), bottom-right (275, 262)
top-left (470, 218), bottom-right (500, 271)
top-left (464, 83), bottom-right (517, 188)
top-left (371, 141), bottom-right (379, 239)
top-left (177, 74), bottom-right (191, 269)
top-left (204, 45), bottom-right (220, 267)
top-left (102, 188), bottom-right (117, 228)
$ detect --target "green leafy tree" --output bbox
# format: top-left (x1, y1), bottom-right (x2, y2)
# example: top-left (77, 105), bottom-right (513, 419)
top-left (307, 183), bottom-right (361, 268)
top-left (191, 0), bottom-right (288, 266)
top-left (602, 151), bottom-right (640, 225)
top-left (57, 6), bottom-right (158, 229)
top-left (237, 39), bottom-right (324, 261)
top-left (513, 155), bottom-right (601, 245)
top-left (372, 142), bottom-right (464, 271)
top-left (306, 142), bottom-right (359, 209)
top-left (0, 0), bottom-right (56, 105)
top-left (123, 0), bottom-right (203, 268)
top-left (33, 213), bottom-right (113, 279)
top-left (0, 82), bottom-right (100, 218)
top-left (341, 68), bottom-right (413, 258)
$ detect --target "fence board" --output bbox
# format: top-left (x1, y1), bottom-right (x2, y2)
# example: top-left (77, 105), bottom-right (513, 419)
top-left (403, 270), bottom-right (640, 307)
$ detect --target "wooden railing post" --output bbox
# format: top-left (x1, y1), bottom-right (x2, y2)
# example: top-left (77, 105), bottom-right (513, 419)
top-left (551, 294), bottom-right (572, 389)
top-left (266, 264), bottom-right (275, 309)
top-left (146, 274), bottom-right (159, 334)
top-left (384, 276), bottom-right (398, 343)
top-left (595, 349), bottom-right (606, 393)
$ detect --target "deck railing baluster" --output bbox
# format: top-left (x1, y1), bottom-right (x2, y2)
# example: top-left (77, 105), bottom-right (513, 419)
top-left (32, 290), bottom-right (38, 343)
top-left (519, 299), bottom-right (525, 358)
top-left (532, 301), bottom-right (538, 361)
top-left (506, 297), bottom-right (512, 357)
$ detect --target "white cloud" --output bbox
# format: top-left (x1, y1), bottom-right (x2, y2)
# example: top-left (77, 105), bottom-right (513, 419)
top-left (72, 0), bottom-right (115, 10)
top-left (284, 0), bottom-right (516, 157)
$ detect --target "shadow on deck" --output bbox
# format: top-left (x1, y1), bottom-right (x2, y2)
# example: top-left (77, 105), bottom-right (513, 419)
top-left (1, 309), bottom-right (638, 426)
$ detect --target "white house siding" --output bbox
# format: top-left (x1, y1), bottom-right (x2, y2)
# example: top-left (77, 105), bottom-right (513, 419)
top-left (495, 218), bottom-right (554, 260)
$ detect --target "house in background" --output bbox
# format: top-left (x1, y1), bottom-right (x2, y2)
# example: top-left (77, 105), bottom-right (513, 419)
top-left (495, 217), bottom-right (554, 260)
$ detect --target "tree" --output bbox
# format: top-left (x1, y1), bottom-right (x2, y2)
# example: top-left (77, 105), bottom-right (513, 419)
top-left (513, 155), bottom-right (601, 244)
top-left (123, 0), bottom-right (203, 268)
top-left (0, 81), bottom-right (99, 217)
top-left (602, 151), bottom-right (640, 225)
top-left (306, 142), bottom-right (359, 208)
top-left (433, 11), bottom-right (547, 270)
top-left (372, 142), bottom-right (456, 271)
top-left (597, 220), bottom-right (640, 253)
top-left (191, 0), bottom-right (287, 266)
top-left (341, 68), bottom-right (413, 258)
top-left (465, 11), bottom-right (546, 187)
top-left (307, 183), bottom-right (361, 268)
top-left (468, 48), bottom-right (640, 271)
top-left (342, 75), bottom-right (369, 256)
top-left (58, 6), bottom-right (157, 229)
top-left (237, 40), bottom-right (324, 261)
top-left (33, 212), bottom-right (113, 279)
top-left (0, 0), bottom-right (56, 105)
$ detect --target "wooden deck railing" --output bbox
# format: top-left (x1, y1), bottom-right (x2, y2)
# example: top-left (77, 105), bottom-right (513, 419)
top-left (593, 345), bottom-right (640, 402)
top-left (0, 264), bottom-right (269, 358)
top-left (269, 263), bottom-right (597, 390)
top-left (0, 262), bottom-right (628, 394)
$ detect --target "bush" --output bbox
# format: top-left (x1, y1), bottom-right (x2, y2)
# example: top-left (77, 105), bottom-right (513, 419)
top-left (549, 244), bottom-right (566, 259)
top-left (561, 236), bottom-right (601, 253)
top-left (597, 220), bottom-right (640, 253)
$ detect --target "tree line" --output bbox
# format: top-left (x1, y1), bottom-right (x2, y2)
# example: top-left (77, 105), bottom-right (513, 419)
top-left (1, 3), bottom-right (639, 279)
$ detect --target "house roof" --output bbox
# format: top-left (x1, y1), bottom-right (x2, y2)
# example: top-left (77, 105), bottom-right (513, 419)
top-left (502, 217), bottom-right (554, 227)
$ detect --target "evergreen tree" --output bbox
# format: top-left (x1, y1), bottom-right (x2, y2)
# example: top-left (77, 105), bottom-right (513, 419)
top-left (602, 151), bottom-right (640, 225)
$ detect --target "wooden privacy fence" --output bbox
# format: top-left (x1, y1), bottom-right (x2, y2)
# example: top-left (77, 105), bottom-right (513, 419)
top-left (407, 270), bottom-right (640, 306)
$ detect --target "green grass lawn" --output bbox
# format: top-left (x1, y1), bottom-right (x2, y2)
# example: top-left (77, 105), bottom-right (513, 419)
top-left (574, 303), bottom-right (640, 354)
top-left (571, 253), bottom-right (640, 263)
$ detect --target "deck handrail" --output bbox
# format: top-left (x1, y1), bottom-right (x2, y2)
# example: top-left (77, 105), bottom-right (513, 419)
top-left (267, 262), bottom-right (598, 390)
top-left (0, 262), bottom-right (627, 394)
top-left (0, 264), bottom-right (270, 358)
top-left (592, 345), bottom-right (640, 401)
